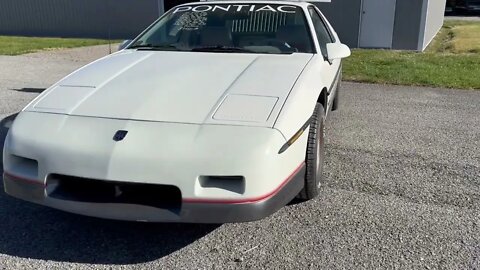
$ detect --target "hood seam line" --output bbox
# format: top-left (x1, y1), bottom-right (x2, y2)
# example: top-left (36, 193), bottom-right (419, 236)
top-left (272, 54), bottom-right (314, 128)
top-left (202, 55), bottom-right (261, 124)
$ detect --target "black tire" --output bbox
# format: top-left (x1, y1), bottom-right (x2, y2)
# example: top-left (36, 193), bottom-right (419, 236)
top-left (297, 102), bottom-right (325, 200)
top-left (332, 76), bottom-right (341, 111)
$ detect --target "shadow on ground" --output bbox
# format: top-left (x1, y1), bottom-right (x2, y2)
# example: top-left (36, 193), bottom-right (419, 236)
top-left (10, 88), bottom-right (46, 93)
top-left (0, 113), bottom-right (219, 265)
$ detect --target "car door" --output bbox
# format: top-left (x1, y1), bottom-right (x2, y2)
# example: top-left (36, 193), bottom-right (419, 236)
top-left (307, 6), bottom-right (341, 106)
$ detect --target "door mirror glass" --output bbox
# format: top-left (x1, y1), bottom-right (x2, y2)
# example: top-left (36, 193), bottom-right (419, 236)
top-left (326, 43), bottom-right (351, 61)
top-left (118, 40), bottom-right (133, 51)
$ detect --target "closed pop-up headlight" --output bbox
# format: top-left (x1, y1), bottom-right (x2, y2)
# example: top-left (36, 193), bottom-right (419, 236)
top-left (213, 94), bottom-right (278, 123)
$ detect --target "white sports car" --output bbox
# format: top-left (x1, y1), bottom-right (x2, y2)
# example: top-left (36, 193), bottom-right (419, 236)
top-left (3, 0), bottom-right (350, 223)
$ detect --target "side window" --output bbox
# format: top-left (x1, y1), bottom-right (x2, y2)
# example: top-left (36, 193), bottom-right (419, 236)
top-left (308, 7), bottom-right (334, 57)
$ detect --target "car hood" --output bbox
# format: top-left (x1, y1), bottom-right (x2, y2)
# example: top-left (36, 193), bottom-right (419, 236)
top-left (25, 50), bottom-right (312, 127)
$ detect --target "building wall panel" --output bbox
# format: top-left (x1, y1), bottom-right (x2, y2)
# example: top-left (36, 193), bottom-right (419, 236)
top-left (0, 0), bottom-right (161, 39)
top-left (315, 0), bottom-right (362, 48)
top-left (422, 0), bottom-right (446, 50)
top-left (0, 0), bottom-right (444, 50)
top-left (392, 0), bottom-right (424, 50)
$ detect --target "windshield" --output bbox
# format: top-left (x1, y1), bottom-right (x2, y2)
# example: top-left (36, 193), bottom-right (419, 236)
top-left (128, 4), bottom-right (314, 54)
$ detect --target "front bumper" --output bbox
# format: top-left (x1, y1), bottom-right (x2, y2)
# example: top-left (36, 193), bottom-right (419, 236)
top-left (3, 112), bottom-right (309, 223)
top-left (3, 163), bottom-right (305, 223)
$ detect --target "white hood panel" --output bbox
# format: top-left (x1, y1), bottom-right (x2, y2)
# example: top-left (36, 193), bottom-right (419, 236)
top-left (213, 95), bottom-right (279, 123)
top-left (27, 51), bottom-right (312, 127)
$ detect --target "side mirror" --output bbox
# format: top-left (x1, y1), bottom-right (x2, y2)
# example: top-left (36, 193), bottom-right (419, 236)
top-left (118, 40), bottom-right (133, 51)
top-left (326, 43), bottom-right (351, 62)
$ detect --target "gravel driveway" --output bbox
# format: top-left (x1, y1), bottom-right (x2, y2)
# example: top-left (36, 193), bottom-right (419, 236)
top-left (0, 46), bottom-right (479, 270)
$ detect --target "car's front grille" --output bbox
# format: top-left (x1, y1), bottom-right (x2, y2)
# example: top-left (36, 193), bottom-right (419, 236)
top-left (46, 174), bottom-right (182, 210)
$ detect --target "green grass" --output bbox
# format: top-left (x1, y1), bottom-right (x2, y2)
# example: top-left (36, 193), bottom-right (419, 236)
top-left (427, 20), bottom-right (480, 53)
top-left (0, 36), bottom-right (114, 56)
top-left (344, 20), bottom-right (480, 90)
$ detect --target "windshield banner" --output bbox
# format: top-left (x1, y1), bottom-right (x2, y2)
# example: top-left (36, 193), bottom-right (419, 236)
top-left (173, 5), bottom-right (297, 14)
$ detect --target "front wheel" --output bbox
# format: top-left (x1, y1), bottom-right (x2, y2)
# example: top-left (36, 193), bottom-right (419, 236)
top-left (332, 75), bottom-right (341, 111)
top-left (297, 102), bottom-right (325, 200)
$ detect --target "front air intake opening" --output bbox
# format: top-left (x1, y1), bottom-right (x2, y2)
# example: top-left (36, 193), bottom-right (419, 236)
top-left (8, 155), bottom-right (38, 180)
top-left (46, 174), bottom-right (182, 210)
top-left (198, 176), bottom-right (246, 194)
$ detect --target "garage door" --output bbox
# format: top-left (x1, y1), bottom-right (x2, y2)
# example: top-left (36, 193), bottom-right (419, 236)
top-left (359, 0), bottom-right (397, 48)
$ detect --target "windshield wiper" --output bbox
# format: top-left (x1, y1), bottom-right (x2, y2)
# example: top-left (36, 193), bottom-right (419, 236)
top-left (128, 43), bottom-right (180, 51)
top-left (191, 45), bottom-right (254, 53)
top-left (129, 43), bottom-right (151, 49)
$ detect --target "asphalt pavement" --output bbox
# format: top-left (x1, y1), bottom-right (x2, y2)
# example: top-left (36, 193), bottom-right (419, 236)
top-left (0, 46), bottom-right (479, 269)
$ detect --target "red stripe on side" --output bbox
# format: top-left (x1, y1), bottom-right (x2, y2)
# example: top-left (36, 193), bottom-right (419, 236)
top-left (3, 171), bottom-right (45, 187)
top-left (182, 162), bottom-right (305, 205)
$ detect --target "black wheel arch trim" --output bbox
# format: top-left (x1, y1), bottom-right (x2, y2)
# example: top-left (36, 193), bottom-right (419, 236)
top-left (278, 116), bottom-right (314, 154)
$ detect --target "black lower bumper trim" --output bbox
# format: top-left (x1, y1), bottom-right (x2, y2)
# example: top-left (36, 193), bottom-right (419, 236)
top-left (3, 164), bottom-right (305, 223)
